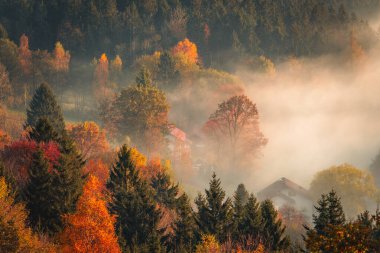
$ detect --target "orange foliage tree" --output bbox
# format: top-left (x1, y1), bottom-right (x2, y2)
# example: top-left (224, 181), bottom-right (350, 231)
top-left (83, 159), bottom-right (109, 185)
top-left (52, 41), bottom-right (70, 72)
top-left (94, 53), bottom-right (110, 100)
top-left (171, 38), bottom-right (199, 68)
top-left (18, 34), bottom-right (32, 75)
top-left (67, 121), bottom-right (109, 160)
top-left (60, 175), bottom-right (121, 253)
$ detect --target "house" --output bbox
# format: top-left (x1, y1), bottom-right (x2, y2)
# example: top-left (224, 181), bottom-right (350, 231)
top-left (257, 177), bottom-right (313, 219)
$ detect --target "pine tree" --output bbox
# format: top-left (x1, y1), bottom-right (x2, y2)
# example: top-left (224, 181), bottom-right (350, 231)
top-left (28, 117), bottom-right (59, 143)
top-left (107, 145), bottom-right (163, 252)
top-left (326, 190), bottom-right (345, 226)
top-left (151, 171), bottom-right (179, 209)
top-left (195, 172), bottom-right (233, 242)
top-left (158, 52), bottom-right (179, 89)
top-left (260, 199), bottom-right (289, 251)
top-left (25, 149), bottom-right (60, 234)
top-left (173, 193), bottom-right (196, 252)
top-left (232, 184), bottom-right (249, 240)
top-left (312, 193), bottom-right (330, 235)
top-left (240, 194), bottom-right (262, 242)
top-left (25, 83), bottom-right (65, 136)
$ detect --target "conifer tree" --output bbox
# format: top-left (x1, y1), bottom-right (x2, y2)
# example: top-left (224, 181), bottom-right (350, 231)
top-left (25, 83), bottom-right (65, 136)
top-left (232, 184), bottom-right (250, 240)
top-left (151, 171), bottom-right (179, 209)
top-left (195, 172), bottom-right (233, 242)
top-left (25, 149), bottom-right (61, 234)
top-left (240, 194), bottom-right (262, 241)
top-left (173, 193), bottom-right (196, 252)
top-left (136, 67), bottom-right (152, 86)
top-left (260, 199), bottom-right (289, 251)
top-left (28, 117), bottom-right (59, 143)
top-left (107, 145), bottom-right (163, 252)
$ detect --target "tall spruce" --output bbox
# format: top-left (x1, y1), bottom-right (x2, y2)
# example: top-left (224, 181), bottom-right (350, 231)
top-left (232, 184), bottom-right (250, 240)
top-left (151, 171), bottom-right (179, 209)
top-left (239, 194), bottom-right (262, 242)
top-left (107, 145), bottom-right (163, 252)
top-left (172, 193), bottom-right (196, 252)
top-left (28, 117), bottom-right (59, 143)
top-left (25, 149), bottom-right (61, 234)
top-left (260, 199), bottom-right (289, 251)
top-left (25, 83), bottom-right (65, 136)
top-left (312, 189), bottom-right (345, 235)
top-left (195, 172), bottom-right (233, 242)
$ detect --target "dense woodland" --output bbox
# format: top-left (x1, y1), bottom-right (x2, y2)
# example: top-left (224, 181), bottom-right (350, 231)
top-left (1, 0), bottom-right (380, 252)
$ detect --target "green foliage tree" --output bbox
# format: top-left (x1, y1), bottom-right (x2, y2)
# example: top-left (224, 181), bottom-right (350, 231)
top-left (232, 183), bottom-right (249, 240)
top-left (158, 52), bottom-right (179, 89)
top-left (240, 194), bottom-right (262, 242)
top-left (172, 193), bottom-right (196, 252)
top-left (151, 171), bottom-right (179, 209)
top-left (26, 83), bottom-right (65, 137)
top-left (107, 145), bottom-right (163, 252)
top-left (195, 172), bottom-right (233, 242)
top-left (260, 199), bottom-right (289, 251)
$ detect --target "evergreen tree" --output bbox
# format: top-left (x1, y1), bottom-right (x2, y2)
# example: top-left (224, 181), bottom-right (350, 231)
top-left (107, 145), bottom-right (163, 252)
top-left (158, 52), bottom-right (179, 89)
top-left (312, 189), bottom-right (346, 235)
top-left (28, 117), bottom-right (59, 143)
top-left (25, 149), bottom-right (61, 234)
top-left (195, 172), bottom-right (233, 242)
top-left (173, 193), bottom-right (196, 252)
top-left (239, 194), bottom-right (262, 242)
top-left (260, 199), bottom-right (289, 251)
top-left (232, 183), bottom-right (249, 240)
top-left (25, 83), bottom-right (65, 136)
top-left (151, 171), bottom-right (179, 209)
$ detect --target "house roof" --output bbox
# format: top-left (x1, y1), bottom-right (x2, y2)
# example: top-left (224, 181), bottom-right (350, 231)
top-left (257, 177), bottom-right (311, 201)
top-left (169, 127), bottom-right (187, 142)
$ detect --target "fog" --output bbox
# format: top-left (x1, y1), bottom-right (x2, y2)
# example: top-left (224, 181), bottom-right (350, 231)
top-left (236, 50), bottom-right (380, 192)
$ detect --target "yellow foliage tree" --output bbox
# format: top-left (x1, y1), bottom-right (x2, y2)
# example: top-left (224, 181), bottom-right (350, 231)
top-left (60, 175), bottom-right (121, 253)
top-left (196, 234), bottom-right (220, 253)
top-left (0, 177), bottom-right (54, 252)
top-left (172, 38), bottom-right (199, 72)
top-left (310, 164), bottom-right (377, 218)
top-left (52, 41), bottom-right (70, 72)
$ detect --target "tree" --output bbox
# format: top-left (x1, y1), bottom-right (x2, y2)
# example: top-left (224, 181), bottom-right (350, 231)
top-left (107, 145), bottom-right (163, 252)
top-left (158, 52), bottom-right (179, 90)
top-left (239, 194), bottom-right (262, 244)
top-left (195, 234), bottom-right (220, 253)
top-left (67, 121), bottom-right (110, 160)
top-left (0, 177), bottom-right (53, 252)
top-left (232, 184), bottom-right (250, 240)
top-left (136, 66), bottom-right (153, 86)
top-left (0, 63), bottom-right (12, 104)
top-left (25, 83), bottom-right (66, 137)
top-left (28, 118), bottom-right (60, 144)
top-left (172, 38), bottom-right (198, 65)
top-left (94, 53), bottom-right (109, 99)
top-left (60, 175), bottom-right (121, 253)
top-left (25, 149), bottom-right (61, 234)
top-left (18, 34), bottom-right (32, 75)
top-left (172, 193), bottom-right (196, 252)
top-left (151, 170), bottom-right (179, 209)
top-left (195, 172), bottom-right (233, 242)
top-left (203, 95), bottom-right (267, 171)
top-left (52, 41), bottom-right (70, 72)
top-left (309, 164), bottom-right (377, 218)
top-left (110, 71), bottom-right (169, 155)
top-left (260, 199), bottom-right (289, 251)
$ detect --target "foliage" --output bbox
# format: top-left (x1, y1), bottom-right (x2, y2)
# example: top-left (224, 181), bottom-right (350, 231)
top-left (0, 63), bottom-right (12, 104)
top-left (67, 121), bottom-right (109, 160)
top-left (60, 175), bottom-right (121, 253)
top-left (309, 164), bottom-right (377, 218)
top-left (195, 234), bottom-right (220, 253)
top-left (107, 145), bottom-right (163, 252)
top-left (195, 172), bottom-right (233, 242)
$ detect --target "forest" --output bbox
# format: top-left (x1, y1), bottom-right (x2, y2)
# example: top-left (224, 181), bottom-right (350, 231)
top-left (1, 0), bottom-right (380, 252)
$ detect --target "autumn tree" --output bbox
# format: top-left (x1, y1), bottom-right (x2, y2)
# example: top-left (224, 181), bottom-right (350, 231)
top-left (309, 164), bottom-right (377, 218)
top-left (0, 63), bottom-right (12, 104)
top-left (52, 42), bottom-right (70, 72)
top-left (60, 175), bottom-right (121, 253)
top-left (0, 177), bottom-right (54, 252)
top-left (94, 53), bottom-right (110, 100)
top-left (110, 69), bottom-right (169, 155)
top-left (171, 38), bottom-right (199, 71)
top-left (18, 34), bottom-right (32, 76)
top-left (67, 121), bottom-right (109, 160)
top-left (83, 159), bottom-right (109, 184)
top-left (195, 173), bottom-right (233, 242)
top-left (107, 145), bottom-right (163, 251)
top-left (203, 95), bottom-right (267, 172)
